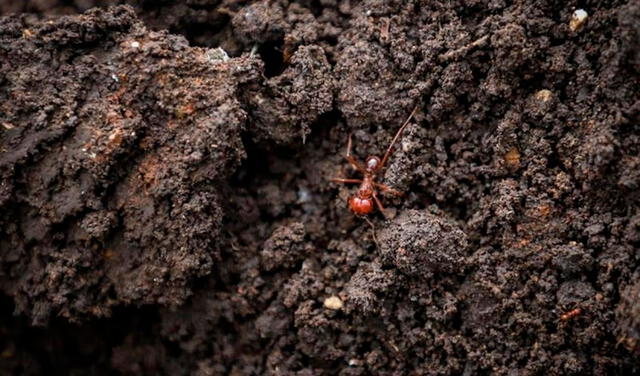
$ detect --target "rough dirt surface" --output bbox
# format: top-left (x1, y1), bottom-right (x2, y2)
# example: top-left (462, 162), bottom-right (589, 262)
top-left (0, 1), bottom-right (639, 375)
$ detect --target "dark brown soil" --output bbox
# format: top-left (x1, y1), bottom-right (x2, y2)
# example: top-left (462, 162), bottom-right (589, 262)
top-left (1, 1), bottom-right (639, 375)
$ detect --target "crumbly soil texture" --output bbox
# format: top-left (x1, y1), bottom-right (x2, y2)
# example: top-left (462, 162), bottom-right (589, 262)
top-left (1, 1), bottom-right (639, 375)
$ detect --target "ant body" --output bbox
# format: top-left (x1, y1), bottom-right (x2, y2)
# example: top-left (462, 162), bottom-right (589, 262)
top-left (560, 308), bottom-right (582, 322)
top-left (331, 106), bottom-right (419, 216)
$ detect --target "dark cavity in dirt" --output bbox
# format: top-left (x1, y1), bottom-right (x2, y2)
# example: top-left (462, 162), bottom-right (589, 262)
top-left (1, 1), bottom-right (639, 375)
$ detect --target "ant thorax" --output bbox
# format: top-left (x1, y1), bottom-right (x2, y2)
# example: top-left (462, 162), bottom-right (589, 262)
top-left (358, 184), bottom-right (373, 198)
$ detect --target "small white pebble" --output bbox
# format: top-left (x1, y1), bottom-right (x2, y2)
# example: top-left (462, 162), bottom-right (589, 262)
top-left (249, 44), bottom-right (259, 57)
top-left (535, 89), bottom-right (553, 102)
top-left (130, 41), bottom-right (140, 49)
top-left (324, 296), bottom-right (343, 310)
top-left (401, 139), bottom-right (411, 152)
top-left (206, 47), bottom-right (230, 63)
top-left (570, 9), bottom-right (588, 32)
top-left (297, 188), bottom-right (311, 203)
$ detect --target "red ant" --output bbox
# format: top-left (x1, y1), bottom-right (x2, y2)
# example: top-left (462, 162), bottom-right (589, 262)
top-left (331, 106), bottom-right (419, 216)
top-left (559, 308), bottom-right (582, 322)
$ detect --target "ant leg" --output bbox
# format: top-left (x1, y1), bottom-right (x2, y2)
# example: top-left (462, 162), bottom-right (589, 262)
top-left (330, 178), bottom-right (362, 184)
top-left (363, 216), bottom-right (380, 250)
top-left (345, 133), bottom-right (367, 172)
top-left (375, 183), bottom-right (403, 197)
top-left (372, 193), bottom-right (387, 218)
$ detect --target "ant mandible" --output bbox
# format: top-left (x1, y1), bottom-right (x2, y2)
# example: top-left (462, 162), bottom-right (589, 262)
top-left (331, 105), bottom-right (419, 216)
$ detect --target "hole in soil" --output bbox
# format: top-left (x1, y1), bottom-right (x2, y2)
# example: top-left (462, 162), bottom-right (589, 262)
top-left (258, 39), bottom-right (286, 78)
top-left (170, 23), bottom-right (217, 47)
top-left (225, 133), bottom-right (303, 228)
top-left (546, 145), bottom-right (564, 170)
top-left (521, 72), bottom-right (547, 91)
top-left (0, 293), bottom-right (159, 372)
top-left (130, 2), bottom-right (234, 49)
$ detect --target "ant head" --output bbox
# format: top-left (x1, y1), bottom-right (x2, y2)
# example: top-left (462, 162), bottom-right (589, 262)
top-left (365, 156), bottom-right (381, 172)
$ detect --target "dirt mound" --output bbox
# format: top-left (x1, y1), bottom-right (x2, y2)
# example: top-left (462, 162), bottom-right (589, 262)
top-left (0, 6), bottom-right (256, 324)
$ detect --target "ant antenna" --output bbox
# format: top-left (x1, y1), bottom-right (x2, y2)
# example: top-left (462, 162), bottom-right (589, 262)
top-left (380, 105), bottom-right (420, 168)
